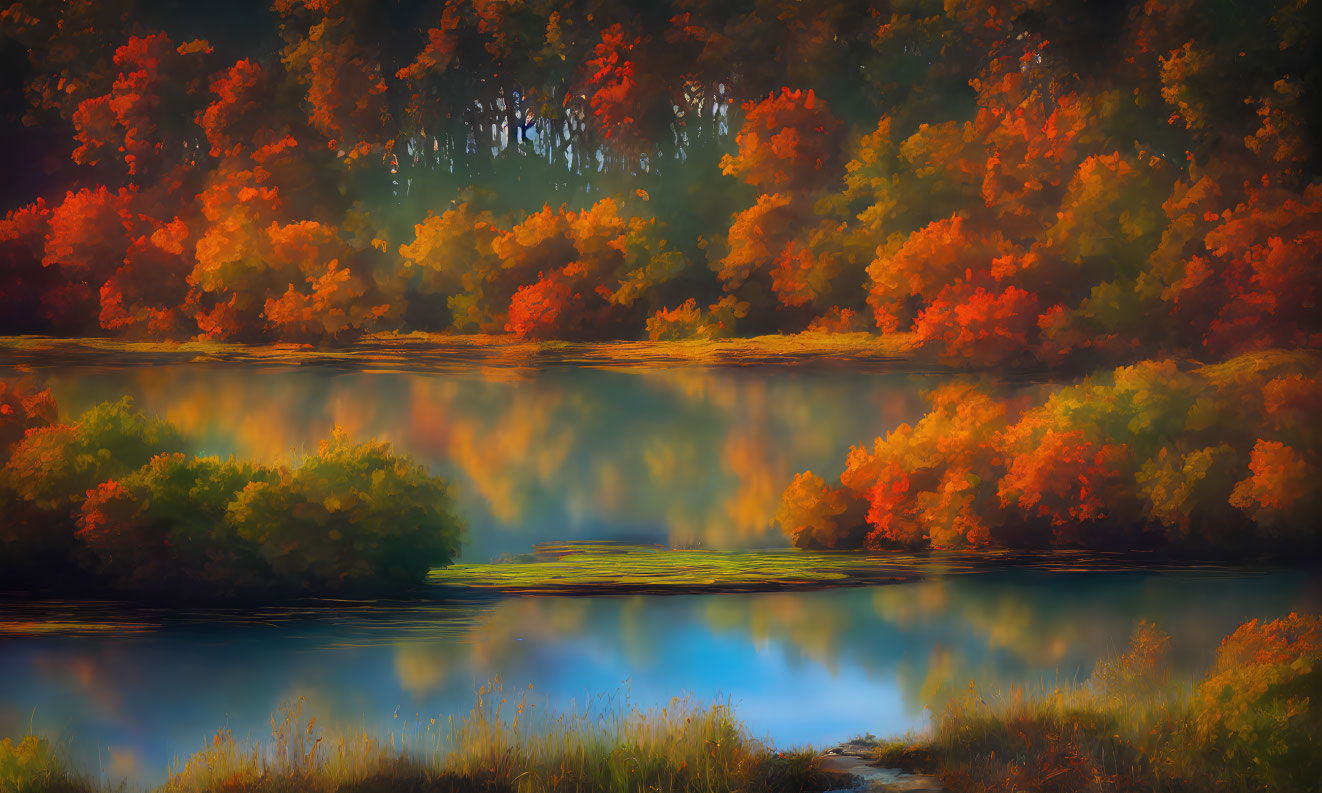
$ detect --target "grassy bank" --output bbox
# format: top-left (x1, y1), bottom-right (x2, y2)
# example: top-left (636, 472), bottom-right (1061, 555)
top-left (431, 544), bottom-right (918, 594)
top-left (0, 331), bottom-right (917, 373)
top-left (431, 544), bottom-right (1254, 595)
top-left (3, 686), bottom-right (832, 793)
top-left (873, 615), bottom-right (1322, 793)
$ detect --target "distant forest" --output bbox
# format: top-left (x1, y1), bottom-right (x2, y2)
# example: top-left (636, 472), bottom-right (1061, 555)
top-left (0, 0), bottom-right (1317, 362)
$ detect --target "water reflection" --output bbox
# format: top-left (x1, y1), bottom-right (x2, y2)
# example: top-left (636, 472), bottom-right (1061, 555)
top-left (1, 364), bottom-right (971, 559)
top-left (1, 569), bottom-right (1316, 786)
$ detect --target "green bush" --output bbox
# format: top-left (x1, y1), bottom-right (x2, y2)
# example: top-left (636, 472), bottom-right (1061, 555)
top-left (77, 453), bottom-right (277, 592)
top-left (2, 397), bottom-right (184, 511)
top-left (227, 429), bottom-right (465, 595)
top-left (2, 386), bottom-right (467, 600)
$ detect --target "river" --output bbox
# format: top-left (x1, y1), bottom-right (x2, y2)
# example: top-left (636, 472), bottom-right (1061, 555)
top-left (0, 355), bottom-right (1316, 786)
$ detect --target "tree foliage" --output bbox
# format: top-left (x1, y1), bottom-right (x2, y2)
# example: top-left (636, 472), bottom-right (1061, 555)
top-left (0, 0), bottom-right (1314, 353)
top-left (0, 381), bottom-right (465, 599)
top-left (780, 350), bottom-right (1322, 553)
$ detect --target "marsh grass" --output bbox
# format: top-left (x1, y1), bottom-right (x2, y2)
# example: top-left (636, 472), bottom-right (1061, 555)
top-left (0, 734), bottom-right (94, 793)
top-left (10, 683), bottom-right (830, 793)
top-left (873, 618), bottom-right (1319, 793)
top-left (431, 547), bottom-right (920, 594)
top-left (432, 547), bottom-right (1239, 595)
top-left (884, 682), bottom-right (1202, 793)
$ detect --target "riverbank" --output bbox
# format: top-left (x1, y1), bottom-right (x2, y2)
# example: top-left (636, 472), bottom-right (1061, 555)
top-left (0, 331), bottom-right (919, 373)
top-left (862, 614), bottom-right (1322, 793)
top-left (3, 604), bottom-right (1316, 791)
top-left (2, 690), bottom-right (836, 793)
top-left (430, 544), bottom-right (1288, 596)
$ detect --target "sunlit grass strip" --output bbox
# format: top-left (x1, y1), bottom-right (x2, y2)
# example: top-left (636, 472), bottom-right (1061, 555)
top-left (875, 682), bottom-right (1201, 793)
top-left (154, 683), bottom-right (829, 793)
top-left (0, 620), bottom-right (156, 636)
top-left (0, 331), bottom-right (917, 373)
top-left (430, 548), bottom-right (1256, 595)
top-left (430, 549), bottom-right (920, 594)
top-left (4, 688), bottom-right (828, 792)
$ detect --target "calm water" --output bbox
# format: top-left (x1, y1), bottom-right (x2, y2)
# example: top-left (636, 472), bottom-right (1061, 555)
top-left (2, 571), bottom-right (1318, 786)
top-left (1, 359), bottom-right (1316, 786)
top-left (2, 360), bottom-right (1002, 559)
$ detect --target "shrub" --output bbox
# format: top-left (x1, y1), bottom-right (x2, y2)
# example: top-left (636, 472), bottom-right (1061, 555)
top-left (226, 429), bottom-right (465, 595)
top-left (782, 350), bottom-right (1322, 554)
top-left (1193, 613), bottom-right (1322, 791)
top-left (2, 397), bottom-right (184, 511)
top-left (2, 382), bottom-right (467, 600)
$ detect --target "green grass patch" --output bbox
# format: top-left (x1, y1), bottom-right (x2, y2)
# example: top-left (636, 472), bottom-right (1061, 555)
top-left (429, 546), bottom-right (923, 594)
top-left (430, 545), bottom-right (1243, 595)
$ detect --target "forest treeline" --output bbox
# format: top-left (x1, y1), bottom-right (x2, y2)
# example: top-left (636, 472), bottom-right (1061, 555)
top-left (0, 380), bottom-right (465, 599)
top-left (779, 350), bottom-right (1322, 554)
top-left (0, 0), bottom-right (1317, 363)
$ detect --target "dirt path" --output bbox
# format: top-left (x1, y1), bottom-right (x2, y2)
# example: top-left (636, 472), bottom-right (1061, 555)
top-left (820, 742), bottom-right (946, 793)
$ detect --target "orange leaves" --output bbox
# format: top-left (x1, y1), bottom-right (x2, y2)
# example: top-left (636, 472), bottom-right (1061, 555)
top-left (188, 164), bottom-right (391, 344)
top-left (582, 24), bottom-right (649, 148)
top-left (646, 298), bottom-right (703, 341)
top-left (504, 272), bottom-right (575, 340)
top-left (826, 382), bottom-right (1016, 550)
top-left (44, 186), bottom-right (133, 274)
top-left (35, 186), bottom-right (135, 331)
top-left (0, 199), bottom-right (57, 333)
top-left (1228, 440), bottom-right (1317, 530)
top-left (645, 296), bottom-right (749, 341)
top-left (395, 15), bottom-right (461, 83)
top-left (768, 242), bottom-right (840, 309)
top-left (398, 203), bottom-right (502, 315)
top-left (913, 283), bottom-right (1039, 366)
top-left (100, 218), bottom-right (193, 337)
top-left (197, 59), bottom-right (266, 158)
top-left (787, 352), bottom-right (1322, 553)
top-left (75, 478), bottom-right (138, 542)
top-left (777, 471), bottom-right (866, 549)
top-left (866, 215), bottom-right (1010, 332)
top-left (718, 192), bottom-right (797, 290)
top-left (1196, 184), bottom-right (1322, 354)
top-left (720, 88), bottom-right (841, 193)
top-left (1193, 613), bottom-right (1322, 789)
top-left (0, 381), bottom-right (57, 464)
top-left (276, 0), bottom-right (389, 158)
top-left (998, 429), bottom-right (1132, 531)
top-left (69, 33), bottom-right (211, 177)
top-left (404, 198), bottom-right (680, 339)
top-left (263, 260), bottom-right (387, 344)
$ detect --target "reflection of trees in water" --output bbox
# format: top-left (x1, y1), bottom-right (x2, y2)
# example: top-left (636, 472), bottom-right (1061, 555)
top-left (1, 573), bottom-right (1315, 785)
top-left (26, 366), bottom-right (934, 553)
top-left (688, 573), bottom-right (1321, 716)
top-left (389, 572), bottom-right (1316, 720)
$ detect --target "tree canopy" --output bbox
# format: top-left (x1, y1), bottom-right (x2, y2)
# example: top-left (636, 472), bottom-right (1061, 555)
top-left (0, 0), bottom-right (1316, 360)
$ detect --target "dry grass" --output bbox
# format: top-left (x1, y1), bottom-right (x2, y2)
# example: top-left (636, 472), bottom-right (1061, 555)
top-left (0, 331), bottom-right (917, 374)
top-left (8, 684), bottom-right (831, 793)
top-left (870, 619), bottom-right (1315, 793)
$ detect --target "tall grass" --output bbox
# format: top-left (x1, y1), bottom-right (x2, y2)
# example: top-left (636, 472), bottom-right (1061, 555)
top-left (9, 684), bottom-right (830, 793)
top-left (874, 617), bottom-right (1322, 793)
top-left (0, 734), bottom-right (90, 793)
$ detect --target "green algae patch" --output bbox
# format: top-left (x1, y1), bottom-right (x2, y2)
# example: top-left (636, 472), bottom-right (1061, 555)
top-left (430, 546), bottom-right (1262, 596)
top-left (430, 547), bottom-right (917, 595)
